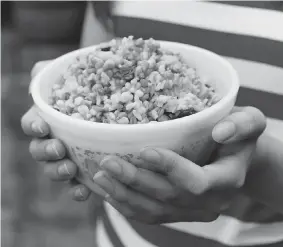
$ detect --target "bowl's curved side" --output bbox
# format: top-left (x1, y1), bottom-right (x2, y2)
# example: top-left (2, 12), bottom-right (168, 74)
top-left (30, 41), bottom-right (239, 193)
top-left (30, 41), bottom-right (239, 140)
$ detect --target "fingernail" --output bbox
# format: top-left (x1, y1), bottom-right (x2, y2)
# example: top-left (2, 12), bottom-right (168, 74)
top-left (140, 147), bottom-right (160, 163)
top-left (46, 143), bottom-right (60, 157)
top-left (58, 163), bottom-right (71, 177)
top-left (212, 121), bottom-right (236, 143)
top-left (100, 158), bottom-right (121, 175)
top-left (74, 187), bottom-right (85, 200)
top-left (31, 121), bottom-right (44, 134)
top-left (93, 172), bottom-right (113, 194)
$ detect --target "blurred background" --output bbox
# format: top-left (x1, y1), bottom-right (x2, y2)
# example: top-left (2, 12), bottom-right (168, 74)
top-left (2, 1), bottom-right (101, 247)
top-left (1, 1), bottom-right (283, 247)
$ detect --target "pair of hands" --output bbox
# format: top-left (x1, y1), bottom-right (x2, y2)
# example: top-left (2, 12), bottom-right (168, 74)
top-left (22, 61), bottom-right (266, 224)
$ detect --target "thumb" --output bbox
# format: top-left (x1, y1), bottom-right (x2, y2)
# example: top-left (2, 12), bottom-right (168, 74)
top-left (212, 106), bottom-right (266, 144)
top-left (203, 140), bottom-right (255, 190)
top-left (140, 147), bottom-right (208, 195)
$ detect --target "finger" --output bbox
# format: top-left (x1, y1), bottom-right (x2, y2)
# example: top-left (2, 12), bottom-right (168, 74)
top-left (43, 159), bottom-right (77, 181)
top-left (69, 184), bottom-right (91, 201)
top-left (93, 171), bottom-right (167, 215)
top-left (31, 60), bottom-right (52, 78)
top-left (203, 141), bottom-right (255, 190)
top-left (212, 106), bottom-right (266, 144)
top-left (21, 106), bottom-right (49, 138)
top-left (100, 156), bottom-right (176, 202)
top-left (140, 147), bottom-right (207, 195)
top-left (29, 138), bottom-right (65, 161)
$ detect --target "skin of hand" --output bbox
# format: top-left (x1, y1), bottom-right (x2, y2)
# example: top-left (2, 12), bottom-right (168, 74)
top-left (22, 60), bottom-right (92, 201)
top-left (91, 106), bottom-right (266, 224)
top-left (22, 61), bottom-right (266, 223)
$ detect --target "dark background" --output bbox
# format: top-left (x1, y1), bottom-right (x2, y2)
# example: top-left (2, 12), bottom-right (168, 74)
top-left (2, 2), bottom-right (100, 247)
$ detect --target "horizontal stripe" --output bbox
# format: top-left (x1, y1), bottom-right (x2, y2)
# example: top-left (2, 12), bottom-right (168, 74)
top-left (97, 220), bottom-right (116, 247)
top-left (113, 16), bottom-right (283, 67)
top-left (113, 1), bottom-right (283, 42)
top-left (130, 221), bottom-right (283, 247)
top-left (99, 220), bottom-right (283, 247)
top-left (103, 203), bottom-right (156, 247)
top-left (216, 1), bottom-right (283, 11)
top-left (102, 203), bottom-right (283, 247)
top-left (163, 220), bottom-right (283, 246)
top-left (224, 57), bottom-right (283, 96)
top-left (101, 210), bottom-right (126, 247)
top-left (236, 87), bottom-right (283, 120)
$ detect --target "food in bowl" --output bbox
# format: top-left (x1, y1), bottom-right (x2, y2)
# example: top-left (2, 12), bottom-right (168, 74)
top-left (49, 36), bottom-right (220, 124)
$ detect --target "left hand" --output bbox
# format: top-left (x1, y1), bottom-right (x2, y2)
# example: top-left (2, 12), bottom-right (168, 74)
top-left (93, 106), bottom-right (266, 224)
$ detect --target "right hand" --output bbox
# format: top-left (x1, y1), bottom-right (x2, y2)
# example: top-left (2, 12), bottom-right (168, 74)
top-left (21, 60), bottom-right (91, 201)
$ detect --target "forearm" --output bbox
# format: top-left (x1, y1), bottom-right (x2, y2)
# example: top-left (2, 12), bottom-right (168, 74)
top-left (244, 133), bottom-right (283, 214)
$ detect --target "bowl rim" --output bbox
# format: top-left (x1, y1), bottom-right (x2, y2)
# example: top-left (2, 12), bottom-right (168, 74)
top-left (30, 40), bottom-right (239, 132)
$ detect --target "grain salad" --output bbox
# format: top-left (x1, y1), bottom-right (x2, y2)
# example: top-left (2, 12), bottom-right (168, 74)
top-left (49, 36), bottom-right (220, 124)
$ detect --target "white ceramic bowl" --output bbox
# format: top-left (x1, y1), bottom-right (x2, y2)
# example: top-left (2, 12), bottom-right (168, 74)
top-left (30, 41), bottom-right (239, 196)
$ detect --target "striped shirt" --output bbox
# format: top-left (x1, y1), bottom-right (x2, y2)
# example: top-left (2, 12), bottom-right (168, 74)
top-left (81, 1), bottom-right (283, 247)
